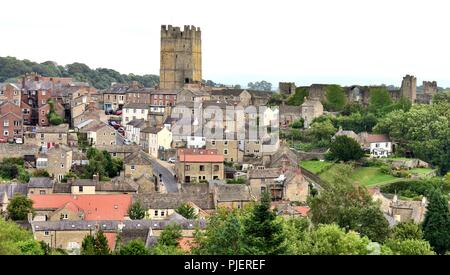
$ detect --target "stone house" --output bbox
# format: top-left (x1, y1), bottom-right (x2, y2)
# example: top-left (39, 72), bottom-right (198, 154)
top-left (206, 139), bottom-right (243, 163)
top-left (95, 144), bottom-right (140, 160)
top-left (36, 145), bottom-right (73, 182)
top-left (85, 123), bottom-right (116, 147)
top-left (301, 98), bottom-right (323, 128)
top-left (279, 105), bottom-right (302, 128)
top-left (125, 86), bottom-right (154, 104)
top-left (176, 88), bottom-right (210, 104)
top-left (247, 90), bottom-right (273, 106)
top-left (72, 103), bottom-right (107, 127)
top-left (30, 193), bottom-right (132, 222)
top-left (24, 124), bottom-right (69, 147)
top-left (31, 219), bottom-right (206, 253)
top-left (27, 177), bottom-right (55, 196)
top-left (122, 103), bottom-right (149, 124)
top-left (175, 148), bottom-right (225, 183)
top-left (212, 184), bottom-right (255, 209)
top-left (102, 83), bottom-right (127, 111)
top-left (209, 89), bottom-right (252, 106)
top-left (123, 150), bottom-right (153, 180)
top-left (248, 167), bottom-right (309, 202)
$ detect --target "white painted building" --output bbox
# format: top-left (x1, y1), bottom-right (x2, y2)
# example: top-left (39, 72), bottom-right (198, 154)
top-left (122, 103), bottom-right (149, 124)
top-left (359, 133), bottom-right (393, 158)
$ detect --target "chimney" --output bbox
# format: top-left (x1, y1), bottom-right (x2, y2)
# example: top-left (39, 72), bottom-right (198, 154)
top-left (93, 173), bottom-right (100, 182)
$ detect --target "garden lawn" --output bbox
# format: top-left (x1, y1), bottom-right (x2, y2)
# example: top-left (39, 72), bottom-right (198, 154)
top-left (410, 168), bottom-right (435, 175)
top-left (319, 166), bottom-right (405, 187)
top-left (300, 160), bottom-right (334, 174)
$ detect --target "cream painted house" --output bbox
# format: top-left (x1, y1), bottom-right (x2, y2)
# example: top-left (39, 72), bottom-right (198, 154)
top-left (140, 126), bottom-right (172, 158)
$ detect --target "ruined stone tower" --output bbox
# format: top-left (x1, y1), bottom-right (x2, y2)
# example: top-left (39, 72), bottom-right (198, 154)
top-left (400, 75), bottom-right (417, 102)
top-left (159, 25), bottom-right (202, 90)
top-left (423, 81), bottom-right (437, 96)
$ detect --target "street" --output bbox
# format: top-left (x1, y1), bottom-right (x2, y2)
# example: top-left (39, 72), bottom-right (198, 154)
top-left (149, 157), bottom-right (178, 193)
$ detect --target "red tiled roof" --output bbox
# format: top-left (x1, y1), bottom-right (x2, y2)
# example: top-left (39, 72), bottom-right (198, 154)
top-left (292, 206), bottom-right (310, 216)
top-left (177, 149), bottom-right (224, 162)
top-left (30, 194), bottom-right (132, 221)
top-left (104, 232), bottom-right (117, 251)
top-left (365, 134), bottom-right (390, 143)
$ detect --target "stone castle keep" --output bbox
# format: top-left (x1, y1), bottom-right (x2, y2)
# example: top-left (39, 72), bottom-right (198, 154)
top-left (159, 25), bottom-right (202, 90)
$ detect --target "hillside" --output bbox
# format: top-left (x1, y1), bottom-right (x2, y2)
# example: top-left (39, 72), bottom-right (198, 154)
top-left (0, 56), bottom-right (159, 89)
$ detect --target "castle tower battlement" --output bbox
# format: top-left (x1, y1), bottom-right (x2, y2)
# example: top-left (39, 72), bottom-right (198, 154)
top-left (423, 81), bottom-right (437, 95)
top-left (160, 24), bottom-right (202, 90)
top-left (400, 74), bottom-right (417, 102)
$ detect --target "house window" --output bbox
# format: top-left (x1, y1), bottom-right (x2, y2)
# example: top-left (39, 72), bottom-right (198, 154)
top-left (61, 164), bottom-right (64, 168)
top-left (44, 231), bottom-right (49, 236)
top-left (161, 211), bottom-right (165, 217)
top-left (224, 149), bottom-right (228, 155)
top-left (79, 186), bottom-right (83, 192)
top-left (154, 210), bottom-right (158, 216)
top-left (14, 121), bottom-right (20, 126)
top-left (58, 133), bottom-right (62, 139)
top-left (3, 120), bottom-right (9, 127)
top-left (131, 165), bottom-right (135, 170)
top-left (3, 131), bottom-right (9, 136)
top-left (40, 134), bottom-right (44, 139)
top-left (42, 91), bottom-right (46, 96)
top-left (60, 214), bottom-right (68, 220)
top-left (185, 165), bottom-right (190, 171)
top-left (213, 176), bottom-right (218, 180)
top-left (199, 165), bottom-right (205, 171)
top-left (213, 165), bottom-right (219, 171)
top-left (39, 190), bottom-right (46, 195)
top-left (211, 140), bottom-right (215, 145)
top-left (224, 140), bottom-right (228, 145)
top-left (112, 153), bottom-right (117, 157)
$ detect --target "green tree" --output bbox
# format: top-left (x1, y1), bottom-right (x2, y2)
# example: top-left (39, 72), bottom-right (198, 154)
top-left (323, 85), bottom-right (346, 111)
top-left (81, 235), bottom-right (96, 255)
top-left (390, 221), bottom-right (424, 241)
top-left (32, 169), bottom-right (50, 177)
top-left (297, 224), bottom-right (371, 255)
top-left (290, 118), bottom-right (304, 129)
top-left (157, 223), bottom-right (182, 247)
top-left (242, 192), bottom-right (286, 255)
top-left (119, 239), bottom-right (150, 255)
top-left (193, 209), bottom-right (245, 255)
top-left (0, 218), bottom-right (44, 255)
top-left (286, 87), bottom-right (308, 106)
top-left (383, 239), bottom-right (435, 255)
top-left (369, 87), bottom-right (392, 115)
top-left (308, 164), bottom-right (390, 242)
top-left (282, 217), bottom-right (310, 254)
top-left (94, 230), bottom-right (110, 255)
top-left (422, 188), bottom-right (450, 254)
top-left (128, 201), bottom-right (146, 220)
top-left (309, 119), bottom-right (336, 142)
top-left (329, 135), bottom-right (364, 162)
top-left (176, 203), bottom-right (198, 219)
top-left (7, 194), bottom-right (34, 221)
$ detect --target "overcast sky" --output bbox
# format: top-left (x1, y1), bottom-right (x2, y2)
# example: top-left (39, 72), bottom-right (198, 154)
top-left (1, 0), bottom-right (449, 87)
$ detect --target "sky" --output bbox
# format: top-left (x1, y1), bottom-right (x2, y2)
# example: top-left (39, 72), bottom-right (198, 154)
top-left (1, 0), bottom-right (449, 88)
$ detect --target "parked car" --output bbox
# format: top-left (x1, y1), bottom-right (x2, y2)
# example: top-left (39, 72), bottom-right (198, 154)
top-left (115, 110), bottom-right (122, 115)
top-left (15, 138), bottom-right (23, 144)
top-left (118, 127), bottom-right (125, 135)
top-left (109, 121), bottom-right (121, 129)
top-left (0, 138), bottom-right (7, 143)
top-left (123, 138), bottom-right (131, 145)
top-left (167, 157), bottom-right (176, 163)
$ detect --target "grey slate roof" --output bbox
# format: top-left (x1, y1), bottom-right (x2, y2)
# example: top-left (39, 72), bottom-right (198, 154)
top-left (0, 184), bottom-right (28, 198)
top-left (28, 177), bottom-right (54, 188)
top-left (215, 184), bottom-right (253, 202)
top-left (124, 150), bottom-right (153, 166)
top-left (31, 219), bottom-right (207, 231)
top-left (72, 179), bottom-right (96, 186)
top-left (126, 119), bottom-right (146, 128)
